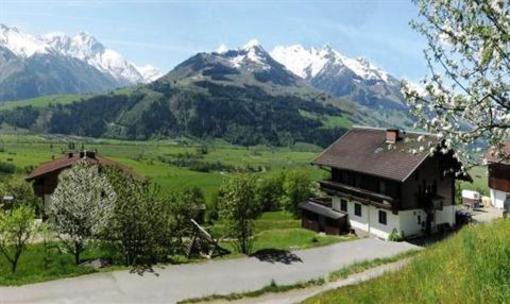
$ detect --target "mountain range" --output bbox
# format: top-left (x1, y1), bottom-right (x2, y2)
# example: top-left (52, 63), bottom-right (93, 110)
top-left (0, 26), bottom-right (414, 146)
top-left (0, 24), bottom-right (161, 101)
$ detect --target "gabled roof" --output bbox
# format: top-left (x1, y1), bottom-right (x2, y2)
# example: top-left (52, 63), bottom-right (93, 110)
top-left (313, 127), bottom-right (440, 182)
top-left (26, 153), bottom-right (133, 181)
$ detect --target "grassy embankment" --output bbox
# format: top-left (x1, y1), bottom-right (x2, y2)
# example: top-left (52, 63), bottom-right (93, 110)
top-left (305, 219), bottom-right (510, 303)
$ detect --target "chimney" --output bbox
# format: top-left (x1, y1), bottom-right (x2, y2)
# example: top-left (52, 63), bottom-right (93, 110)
top-left (385, 129), bottom-right (400, 144)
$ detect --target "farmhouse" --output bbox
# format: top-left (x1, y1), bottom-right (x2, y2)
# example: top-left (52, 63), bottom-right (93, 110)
top-left (26, 151), bottom-right (131, 212)
top-left (486, 142), bottom-right (510, 209)
top-left (300, 127), bottom-right (469, 240)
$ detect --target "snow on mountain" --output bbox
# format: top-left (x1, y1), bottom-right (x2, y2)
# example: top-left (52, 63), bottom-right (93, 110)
top-left (225, 39), bottom-right (272, 71)
top-left (0, 24), bottom-right (50, 57)
top-left (135, 64), bottom-right (163, 82)
top-left (270, 44), bottom-right (390, 83)
top-left (0, 24), bottom-right (161, 84)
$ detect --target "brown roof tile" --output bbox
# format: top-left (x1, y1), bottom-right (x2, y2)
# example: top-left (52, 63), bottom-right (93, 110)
top-left (313, 127), bottom-right (440, 182)
top-left (26, 153), bottom-right (134, 180)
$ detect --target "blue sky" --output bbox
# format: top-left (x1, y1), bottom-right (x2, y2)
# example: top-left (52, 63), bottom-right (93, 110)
top-left (0, 0), bottom-right (428, 81)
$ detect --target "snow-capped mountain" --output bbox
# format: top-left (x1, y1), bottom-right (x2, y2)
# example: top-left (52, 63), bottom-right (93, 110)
top-left (0, 24), bottom-right (162, 86)
top-left (162, 39), bottom-right (301, 87)
top-left (270, 44), bottom-right (406, 110)
top-left (271, 44), bottom-right (390, 82)
top-left (222, 39), bottom-right (272, 70)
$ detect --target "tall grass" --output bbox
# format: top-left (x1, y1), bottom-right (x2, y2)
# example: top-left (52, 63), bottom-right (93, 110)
top-left (304, 220), bottom-right (510, 303)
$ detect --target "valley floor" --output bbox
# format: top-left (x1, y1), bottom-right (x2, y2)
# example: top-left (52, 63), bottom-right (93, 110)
top-left (0, 238), bottom-right (418, 304)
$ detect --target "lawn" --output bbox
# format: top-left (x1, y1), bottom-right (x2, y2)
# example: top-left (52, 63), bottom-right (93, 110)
top-left (217, 211), bottom-right (354, 254)
top-left (0, 242), bottom-right (109, 286)
top-left (304, 219), bottom-right (510, 303)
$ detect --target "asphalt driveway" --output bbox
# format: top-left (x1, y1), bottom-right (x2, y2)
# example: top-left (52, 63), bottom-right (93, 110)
top-left (0, 238), bottom-right (419, 304)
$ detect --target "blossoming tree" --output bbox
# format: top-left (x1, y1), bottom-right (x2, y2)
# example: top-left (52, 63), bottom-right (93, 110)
top-left (49, 161), bottom-right (116, 264)
top-left (403, 0), bottom-right (510, 166)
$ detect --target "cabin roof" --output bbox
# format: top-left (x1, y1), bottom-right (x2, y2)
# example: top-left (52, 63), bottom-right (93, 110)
top-left (312, 127), bottom-right (440, 182)
top-left (26, 152), bottom-right (133, 181)
top-left (299, 200), bottom-right (346, 220)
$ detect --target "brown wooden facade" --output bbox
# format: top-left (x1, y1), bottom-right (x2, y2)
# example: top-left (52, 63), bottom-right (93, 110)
top-left (489, 163), bottom-right (510, 193)
top-left (301, 209), bottom-right (348, 235)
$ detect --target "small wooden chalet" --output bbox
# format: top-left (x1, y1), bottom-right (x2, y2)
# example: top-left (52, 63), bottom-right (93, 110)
top-left (300, 127), bottom-right (469, 239)
top-left (26, 151), bottom-right (131, 213)
top-left (485, 142), bottom-right (510, 209)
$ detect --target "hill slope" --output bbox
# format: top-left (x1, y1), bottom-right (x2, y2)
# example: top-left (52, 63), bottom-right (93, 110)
top-left (0, 42), bottom-right (371, 146)
top-left (305, 220), bottom-right (510, 303)
top-left (0, 41), bottom-right (409, 147)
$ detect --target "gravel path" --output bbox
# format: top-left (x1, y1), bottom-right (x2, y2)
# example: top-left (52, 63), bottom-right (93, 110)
top-left (0, 238), bottom-right (419, 304)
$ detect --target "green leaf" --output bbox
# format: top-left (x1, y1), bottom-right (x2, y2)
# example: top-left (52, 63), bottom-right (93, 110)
top-left (481, 42), bottom-right (494, 67)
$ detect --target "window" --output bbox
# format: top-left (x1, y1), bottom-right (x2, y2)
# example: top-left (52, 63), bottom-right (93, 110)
top-left (378, 210), bottom-right (387, 225)
top-left (354, 203), bottom-right (362, 217)
top-left (340, 199), bottom-right (347, 212)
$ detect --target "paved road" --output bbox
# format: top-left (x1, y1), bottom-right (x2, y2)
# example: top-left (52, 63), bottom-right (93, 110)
top-left (0, 238), bottom-right (419, 304)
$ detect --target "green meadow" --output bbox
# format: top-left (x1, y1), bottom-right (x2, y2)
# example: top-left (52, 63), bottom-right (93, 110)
top-left (0, 133), bottom-right (326, 201)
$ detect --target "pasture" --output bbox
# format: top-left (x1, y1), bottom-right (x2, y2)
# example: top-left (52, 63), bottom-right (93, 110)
top-left (0, 133), bottom-right (325, 201)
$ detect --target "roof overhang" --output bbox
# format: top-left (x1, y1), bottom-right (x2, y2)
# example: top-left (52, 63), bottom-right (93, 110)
top-left (299, 201), bottom-right (346, 220)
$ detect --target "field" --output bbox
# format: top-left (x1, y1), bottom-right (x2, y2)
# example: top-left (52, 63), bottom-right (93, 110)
top-left (0, 133), bottom-right (325, 201)
top-left (304, 219), bottom-right (510, 303)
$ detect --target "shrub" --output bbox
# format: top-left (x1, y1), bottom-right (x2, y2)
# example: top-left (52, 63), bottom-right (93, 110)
top-left (0, 206), bottom-right (37, 272)
top-left (256, 173), bottom-right (285, 212)
top-left (0, 162), bottom-right (16, 174)
top-left (218, 175), bottom-right (261, 254)
top-left (388, 229), bottom-right (404, 242)
top-left (280, 170), bottom-right (312, 216)
top-left (105, 167), bottom-right (173, 266)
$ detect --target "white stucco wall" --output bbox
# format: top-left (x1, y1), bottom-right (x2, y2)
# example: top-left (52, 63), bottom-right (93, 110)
top-left (490, 188), bottom-right (508, 209)
top-left (343, 200), bottom-right (399, 239)
top-left (332, 195), bottom-right (459, 239)
top-left (398, 209), bottom-right (425, 237)
top-left (367, 207), bottom-right (399, 239)
top-left (332, 196), bottom-right (341, 211)
top-left (347, 200), bottom-right (369, 232)
top-left (434, 205), bottom-right (457, 226)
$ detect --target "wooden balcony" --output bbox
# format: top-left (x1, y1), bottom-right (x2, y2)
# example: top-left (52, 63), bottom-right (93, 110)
top-left (319, 180), bottom-right (397, 211)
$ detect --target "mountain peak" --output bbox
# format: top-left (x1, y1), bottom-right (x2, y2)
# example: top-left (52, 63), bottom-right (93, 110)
top-left (242, 39), bottom-right (261, 50)
top-left (270, 44), bottom-right (392, 83)
top-left (0, 24), bottom-right (161, 84)
top-left (0, 24), bottom-right (50, 57)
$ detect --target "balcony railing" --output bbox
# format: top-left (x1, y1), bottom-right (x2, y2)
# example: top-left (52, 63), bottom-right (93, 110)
top-left (319, 180), bottom-right (396, 210)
